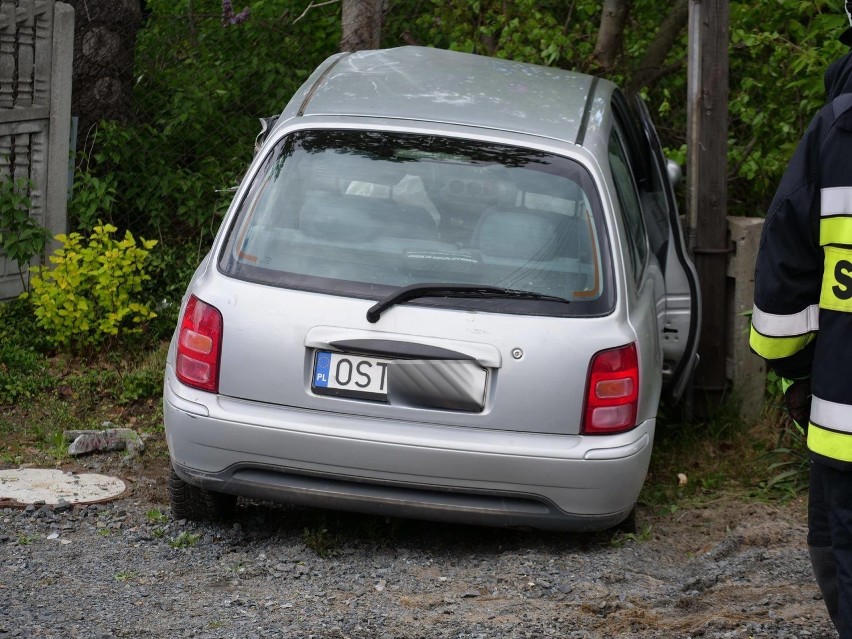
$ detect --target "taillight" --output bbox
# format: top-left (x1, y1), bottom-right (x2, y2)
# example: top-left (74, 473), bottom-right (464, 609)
top-left (582, 343), bottom-right (639, 434)
top-left (175, 295), bottom-right (223, 393)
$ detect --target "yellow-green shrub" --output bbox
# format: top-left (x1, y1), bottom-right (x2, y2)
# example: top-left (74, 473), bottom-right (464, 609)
top-left (26, 224), bottom-right (158, 349)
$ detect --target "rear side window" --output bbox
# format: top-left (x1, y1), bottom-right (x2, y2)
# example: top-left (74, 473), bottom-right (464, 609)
top-left (608, 127), bottom-right (648, 281)
top-left (219, 130), bottom-right (614, 317)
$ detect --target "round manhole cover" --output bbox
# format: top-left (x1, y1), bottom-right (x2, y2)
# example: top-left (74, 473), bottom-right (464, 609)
top-left (0, 469), bottom-right (126, 507)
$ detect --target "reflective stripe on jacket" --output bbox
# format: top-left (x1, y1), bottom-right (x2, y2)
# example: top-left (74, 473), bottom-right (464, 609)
top-left (749, 305), bottom-right (818, 360)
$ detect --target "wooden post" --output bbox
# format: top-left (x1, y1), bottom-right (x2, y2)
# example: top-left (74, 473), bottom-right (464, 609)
top-left (687, 0), bottom-right (730, 403)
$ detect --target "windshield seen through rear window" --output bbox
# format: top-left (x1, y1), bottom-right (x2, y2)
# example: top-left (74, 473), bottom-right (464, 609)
top-left (219, 129), bottom-right (613, 316)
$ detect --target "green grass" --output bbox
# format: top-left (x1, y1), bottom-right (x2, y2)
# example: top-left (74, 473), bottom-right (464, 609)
top-left (169, 531), bottom-right (201, 548)
top-left (642, 393), bottom-right (808, 517)
top-left (610, 524), bottom-right (654, 547)
top-left (0, 343), bottom-right (52, 403)
top-left (0, 298), bottom-right (169, 465)
top-left (146, 508), bottom-right (169, 524)
top-left (303, 522), bottom-right (342, 557)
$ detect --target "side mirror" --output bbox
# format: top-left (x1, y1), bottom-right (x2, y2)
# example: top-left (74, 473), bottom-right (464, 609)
top-left (666, 159), bottom-right (682, 188)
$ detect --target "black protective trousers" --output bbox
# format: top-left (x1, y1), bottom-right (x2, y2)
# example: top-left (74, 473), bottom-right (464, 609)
top-left (810, 459), bottom-right (852, 637)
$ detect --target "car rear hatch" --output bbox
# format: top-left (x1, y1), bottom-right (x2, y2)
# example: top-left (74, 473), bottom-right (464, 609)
top-left (187, 275), bottom-right (636, 436)
top-left (188, 127), bottom-right (632, 436)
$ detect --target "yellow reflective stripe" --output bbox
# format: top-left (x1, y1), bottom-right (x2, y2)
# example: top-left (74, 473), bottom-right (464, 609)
top-left (821, 246), bottom-right (852, 312)
top-left (820, 216), bottom-right (852, 246)
top-left (809, 423), bottom-right (852, 463)
top-left (749, 325), bottom-right (816, 360)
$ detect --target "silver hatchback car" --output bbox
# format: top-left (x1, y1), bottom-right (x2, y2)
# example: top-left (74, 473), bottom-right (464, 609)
top-left (164, 46), bottom-right (700, 532)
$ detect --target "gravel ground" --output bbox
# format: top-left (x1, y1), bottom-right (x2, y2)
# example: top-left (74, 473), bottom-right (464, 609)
top-left (0, 466), bottom-right (839, 639)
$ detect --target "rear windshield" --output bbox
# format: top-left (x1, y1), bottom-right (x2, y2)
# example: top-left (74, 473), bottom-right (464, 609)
top-left (219, 129), bottom-right (614, 317)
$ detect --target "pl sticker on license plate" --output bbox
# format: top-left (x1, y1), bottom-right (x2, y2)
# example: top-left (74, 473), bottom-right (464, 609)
top-left (313, 351), bottom-right (392, 399)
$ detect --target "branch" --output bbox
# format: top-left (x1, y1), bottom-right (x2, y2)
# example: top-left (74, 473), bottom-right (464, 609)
top-left (592, 0), bottom-right (632, 71)
top-left (632, 57), bottom-right (686, 94)
top-left (294, 0), bottom-right (340, 24)
top-left (626, 0), bottom-right (689, 94)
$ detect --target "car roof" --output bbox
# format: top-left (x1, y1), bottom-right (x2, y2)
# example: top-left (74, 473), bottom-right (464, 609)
top-left (286, 46), bottom-right (616, 146)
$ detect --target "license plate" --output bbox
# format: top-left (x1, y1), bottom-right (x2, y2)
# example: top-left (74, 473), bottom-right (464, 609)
top-left (312, 351), bottom-right (392, 399)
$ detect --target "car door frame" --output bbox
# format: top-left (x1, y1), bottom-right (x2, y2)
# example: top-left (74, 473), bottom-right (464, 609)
top-left (612, 91), bottom-right (701, 403)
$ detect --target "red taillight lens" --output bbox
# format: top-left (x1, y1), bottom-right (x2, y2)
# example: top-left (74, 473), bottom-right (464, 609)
top-left (175, 296), bottom-right (223, 393)
top-left (582, 343), bottom-right (639, 434)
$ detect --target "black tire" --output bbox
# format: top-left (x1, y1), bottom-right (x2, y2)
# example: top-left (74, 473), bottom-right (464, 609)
top-left (168, 466), bottom-right (237, 522)
top-left (611, 505), bottom-right (638, 535)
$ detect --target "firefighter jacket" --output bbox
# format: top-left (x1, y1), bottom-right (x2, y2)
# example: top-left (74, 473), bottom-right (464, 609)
top-left (750, 51), bottom-right (852, 469)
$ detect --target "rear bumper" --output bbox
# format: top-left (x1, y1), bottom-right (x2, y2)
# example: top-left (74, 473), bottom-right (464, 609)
top-left (164, 369), bottom-right (654, 532)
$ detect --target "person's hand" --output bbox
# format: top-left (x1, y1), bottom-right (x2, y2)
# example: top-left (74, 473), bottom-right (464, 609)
top-left (783, 378), bottom-right (812, 432)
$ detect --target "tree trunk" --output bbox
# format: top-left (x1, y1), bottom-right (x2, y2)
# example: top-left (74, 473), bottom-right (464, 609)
top-left (626, 0), bottom-right (690, 94)
top-left (65, 0), bottom-right (142, 144)
top-left (341, 0), bottom-right (383, 52)
top-left (592, 0), bottom-right (632, 71)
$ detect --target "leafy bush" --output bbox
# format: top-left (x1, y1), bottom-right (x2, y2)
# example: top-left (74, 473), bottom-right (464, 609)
top-left (68, 168), bottom-right (118, 232)
top-left (69, 0), bottom-right (340, 242)
top-left (0, 296), bottom-right (50, 350)
top-left (141, 240), bottom-right (206, 340)
top-left (0, 299), bottom-right (52, 404)
top-left (0, 343), bottom-right (51, 404)
top-left (27, 224), bottom-right (158, 350)
top-left (0, 178), bottom-right (50, 291)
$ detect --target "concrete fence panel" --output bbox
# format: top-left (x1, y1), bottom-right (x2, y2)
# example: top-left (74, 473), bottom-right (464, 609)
top-left (0, 0), bottom-right (73, 298)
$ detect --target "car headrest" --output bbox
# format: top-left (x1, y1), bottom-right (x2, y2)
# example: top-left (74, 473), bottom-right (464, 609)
top-left (474, 208), bottom-right (574, 261)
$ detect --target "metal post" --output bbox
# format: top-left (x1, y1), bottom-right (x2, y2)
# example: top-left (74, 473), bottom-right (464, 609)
top-left (45, 2), bottom-right (74, 249)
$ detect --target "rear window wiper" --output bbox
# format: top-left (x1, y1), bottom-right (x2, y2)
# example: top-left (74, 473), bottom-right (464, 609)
top-left (366, 283), bottom-right (569, 323)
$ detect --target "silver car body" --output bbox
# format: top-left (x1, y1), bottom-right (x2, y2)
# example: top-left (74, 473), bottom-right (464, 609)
top-left (164, 47), bottom-right (700, 531)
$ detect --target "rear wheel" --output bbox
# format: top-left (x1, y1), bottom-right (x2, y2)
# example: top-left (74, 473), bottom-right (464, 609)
top-left (168, 466), bottom-right (237, 521)
top-left (611, 505), bottom-right (638, 535)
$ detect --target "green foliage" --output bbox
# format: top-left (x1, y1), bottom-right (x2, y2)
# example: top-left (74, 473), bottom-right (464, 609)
top-left (169, 531), bottom-right (202, 548)
top-left (610, 525), bottom-right (654, 547)
top-left (765, 370), bottom-right (785, 402)
top-left (69, 169), bottom-right (118, 231)
top-left (0, 343), bottom-right (50, 404)
top-left (0, 297), bottom-right (50, 351)
top-left (71, 0), bottom-right (340, 242)
top-left (303, 522), bottom-right (341, 557)
top-left (755, 408), bottom-right (810, 497)
top-left (146, 508), bottom-right (169, 524)
top-left (119, 368), bottom-right (163, 403)
top-left (0, 179), bottom-right (49, 291)
top-left (643, 395), bottom-right (756, 513)
top-left (114, 571), bottom-right (137, 582)
top-left (141, 240), bottom-right (204, 339)
top-left (409, 0), bottom-right (600, 71)
top-left (0, 299), bottom-right (52, 405)
top-left (0, 312), bottom-right (167, 463)
top-left (27, 224), bottom-right (158, 351)
top-left (727, 2), bottom-right (847, 213)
